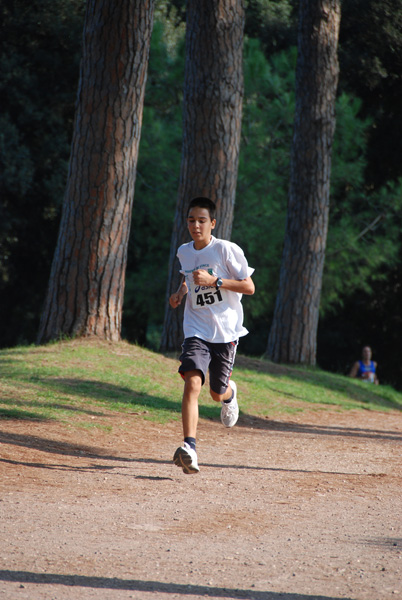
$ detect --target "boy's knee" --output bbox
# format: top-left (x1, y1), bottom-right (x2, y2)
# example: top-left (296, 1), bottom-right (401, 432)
top-left (183, 370), bottom-right (203, 391)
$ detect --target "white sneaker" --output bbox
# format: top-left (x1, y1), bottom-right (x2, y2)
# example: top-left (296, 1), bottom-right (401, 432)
top-left (220, 380), bottom-right (239, 427)
top-left (173, 442), bottom-right (200, 474)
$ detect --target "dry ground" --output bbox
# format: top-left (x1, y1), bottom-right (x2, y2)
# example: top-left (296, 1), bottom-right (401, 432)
top-left (0, 407), bottom-right (401, 600)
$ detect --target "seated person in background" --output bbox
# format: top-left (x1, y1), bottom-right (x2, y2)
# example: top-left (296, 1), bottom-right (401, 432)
top-left (349, 346), bottom-right (379, 384)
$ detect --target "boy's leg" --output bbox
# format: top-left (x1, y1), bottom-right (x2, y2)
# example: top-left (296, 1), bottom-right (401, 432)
top-left (211, 379), bottom-right (239, 428)
top-left (210, 385), bottom-right (232, 403)
top-left (174, 338), bottom-right (210, 474)
top-left (208, 341), bottom-right (239, 427)
top-left (173, 369), bottom-right (202, 475)
top-left (208, 340), bottom-right (238, 403)
top-left (182, 370), bottom-right (203, 438)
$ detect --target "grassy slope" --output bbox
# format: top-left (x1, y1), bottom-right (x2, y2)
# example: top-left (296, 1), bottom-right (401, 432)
top-left (0, 339), bottom-right (401, 429)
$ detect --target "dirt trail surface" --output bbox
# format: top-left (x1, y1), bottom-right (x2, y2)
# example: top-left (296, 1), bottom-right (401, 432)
top-left (1, 408), bottom-right (401, 600)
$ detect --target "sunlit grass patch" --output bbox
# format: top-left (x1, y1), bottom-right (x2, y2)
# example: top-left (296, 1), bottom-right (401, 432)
top-left (0, 340), bottom-right (401, 430)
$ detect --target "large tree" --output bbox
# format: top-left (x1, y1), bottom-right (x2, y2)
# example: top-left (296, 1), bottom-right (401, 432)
top-left (160, 0), bottom-right (246, 352)
top-left (266, 0), bottom-right (341, 364)
top-left (37, 0), bottom-right (155, 344)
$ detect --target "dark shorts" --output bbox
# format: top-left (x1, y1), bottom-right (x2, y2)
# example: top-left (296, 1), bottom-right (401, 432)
top-left (178, 336), bottom-right (238, 395)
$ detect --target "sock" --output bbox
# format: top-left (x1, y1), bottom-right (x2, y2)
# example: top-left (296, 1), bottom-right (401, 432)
top-left (224, 387), bottom-right (234, 404)
top-left (184, 437), bottom-right (196, 451)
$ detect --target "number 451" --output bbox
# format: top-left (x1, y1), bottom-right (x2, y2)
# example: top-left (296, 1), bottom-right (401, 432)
top-left (196, 289), bottom-right (223, 307)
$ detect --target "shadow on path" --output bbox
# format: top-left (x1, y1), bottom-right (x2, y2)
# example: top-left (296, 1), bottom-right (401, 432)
top-left (0, 430), bottom-right (390, 478)
top-left (0, 569), bottom-right (354, 600)
top-left (237, 414), bottom-right (402, 442)
top-left (0, 430), bottom-right (140, 461)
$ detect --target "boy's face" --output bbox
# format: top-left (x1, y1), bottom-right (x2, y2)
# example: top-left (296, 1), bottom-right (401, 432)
top-left (187, 206), bottom-right (216, 250)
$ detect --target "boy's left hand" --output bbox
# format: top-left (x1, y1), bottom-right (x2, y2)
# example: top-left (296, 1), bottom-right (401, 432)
top-left (192, 269), bottom-right (216, 287)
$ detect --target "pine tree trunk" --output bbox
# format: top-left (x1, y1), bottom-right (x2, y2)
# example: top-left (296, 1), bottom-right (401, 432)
top-left (37, 0), bottom-right (154, 344)
top-left (160, 0), bottom-right (245, 352)
top-left (266, 0), bottom-right (341, 364)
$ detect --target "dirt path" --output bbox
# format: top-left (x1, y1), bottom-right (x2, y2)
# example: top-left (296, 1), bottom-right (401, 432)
top-left (1, 408), bottom-right (401, 600)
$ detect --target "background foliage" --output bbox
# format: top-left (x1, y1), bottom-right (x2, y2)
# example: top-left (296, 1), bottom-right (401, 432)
top-left (0, 0), bottom-right (84, 345)
top-left (0, 0), bottom-right (401, 388)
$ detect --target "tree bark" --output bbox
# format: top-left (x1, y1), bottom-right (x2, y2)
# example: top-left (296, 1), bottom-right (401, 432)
top-left (266, 0), bottom-right (341, 364)
top-left (37, 0), bottom-right (155, 344)
top-left (160, 0), bottom-right (245, 352)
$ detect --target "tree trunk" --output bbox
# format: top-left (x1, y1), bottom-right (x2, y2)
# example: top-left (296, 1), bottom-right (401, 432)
top-left (160, 0), bottom-right (245, 352)
top-left (266, 0), bottom-right (341, 364)
top-left (37, 0), bottom-right (155, 344)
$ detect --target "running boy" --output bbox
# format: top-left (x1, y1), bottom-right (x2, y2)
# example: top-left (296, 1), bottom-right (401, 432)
top-left (169, 197), bottom-right (255, 474)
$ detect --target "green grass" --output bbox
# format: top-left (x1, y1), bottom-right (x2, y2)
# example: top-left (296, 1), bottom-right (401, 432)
top-left (0, 339), bottom-right (401, 428)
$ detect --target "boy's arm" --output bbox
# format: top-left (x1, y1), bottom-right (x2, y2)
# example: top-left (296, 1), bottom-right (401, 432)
top-left (169, 275), bottom-right (188, 308)
top-left (192, 270), bottom-right (255, 295)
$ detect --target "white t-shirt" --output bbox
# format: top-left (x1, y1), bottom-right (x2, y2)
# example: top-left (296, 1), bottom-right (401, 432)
top-left (177, 236), bottom-right (254, 343)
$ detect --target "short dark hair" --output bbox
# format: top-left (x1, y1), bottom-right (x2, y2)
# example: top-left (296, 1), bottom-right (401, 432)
top-left (187, 197), bottom-right (216, 221)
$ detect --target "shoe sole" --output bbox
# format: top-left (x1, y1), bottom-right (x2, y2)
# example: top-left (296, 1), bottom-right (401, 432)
top-left (221, 381), bottom-right (239, 427)
top-left (221, 405), bottom-right (239, 428)
top-left (173, 447), bottom-right (200, 474)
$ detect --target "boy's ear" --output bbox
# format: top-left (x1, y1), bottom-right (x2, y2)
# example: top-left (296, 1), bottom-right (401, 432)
top-left (211, 219), bottom-right (216, 229)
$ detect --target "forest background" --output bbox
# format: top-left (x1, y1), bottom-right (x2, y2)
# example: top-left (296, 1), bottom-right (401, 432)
top-left (1, 0), bottom-right (401, 388)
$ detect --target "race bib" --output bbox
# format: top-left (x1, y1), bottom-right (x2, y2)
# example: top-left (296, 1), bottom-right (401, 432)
top-left (188, 279), bottom-right (227, 310)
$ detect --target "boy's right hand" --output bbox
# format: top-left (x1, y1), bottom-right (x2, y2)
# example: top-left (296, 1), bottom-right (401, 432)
top-left (170, 278), bottom-right (187, 308)
top-left (169, 293), bottom-right (182, 308)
